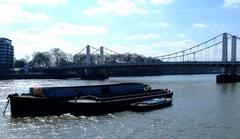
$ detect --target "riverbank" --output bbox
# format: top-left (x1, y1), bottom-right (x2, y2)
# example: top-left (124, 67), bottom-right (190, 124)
top-left (0, 73), bottom-right (80, 80)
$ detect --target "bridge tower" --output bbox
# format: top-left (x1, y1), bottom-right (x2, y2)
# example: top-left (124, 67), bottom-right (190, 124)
top-left (100, 46), bottom-right (104, 64)
top-left (231, 36), bottom-right (237, 62)
top-left (217, 33), bottom-right (240, 83)
top-left (86, 45), bottom-right (91, 65)
top-left (222, 33), bottom-right (228, 63)
top-left (82, 45), bottom-right (108, 79)
top-left (229, 35), bottom-right (237, 75)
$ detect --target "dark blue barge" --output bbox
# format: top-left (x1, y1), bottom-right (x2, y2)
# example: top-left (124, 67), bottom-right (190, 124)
top-left (7, 83), bottom-right (173, 117)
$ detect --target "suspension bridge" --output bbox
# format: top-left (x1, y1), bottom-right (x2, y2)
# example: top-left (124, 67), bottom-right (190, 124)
top-left (43, 32), bottom-right (240, 82)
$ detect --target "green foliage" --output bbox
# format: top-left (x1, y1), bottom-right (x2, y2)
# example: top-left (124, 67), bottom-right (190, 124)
top-left (25, 48), bottom-right (161, 68)
top-left (14, 58), bottom-right (27, 68)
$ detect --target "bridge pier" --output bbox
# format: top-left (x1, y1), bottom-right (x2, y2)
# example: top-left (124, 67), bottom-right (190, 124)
top-left (81, 68), bottom-right (108, 80)
top-left (216, 74), bottom-right (240, 83)
top-left (217, 35), bottom-right (240, 83)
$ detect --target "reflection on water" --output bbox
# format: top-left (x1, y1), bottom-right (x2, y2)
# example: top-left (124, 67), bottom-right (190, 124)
top-left (0, 75), bottom-right (240, 139)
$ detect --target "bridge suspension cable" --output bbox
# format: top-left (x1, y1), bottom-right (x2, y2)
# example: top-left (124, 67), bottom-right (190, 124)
top-left (158, 41), bottom-right (222, 60)
top-left (154, 33), bottom-right (223, 59)
top-left (102, 47), bottom-right (121, 55)
top-left (89, 46), bottom-right (100, 55)
top-left (75, 47), bottom-right (86, 55)
top-left (154, 33), bottom-right (232, 62)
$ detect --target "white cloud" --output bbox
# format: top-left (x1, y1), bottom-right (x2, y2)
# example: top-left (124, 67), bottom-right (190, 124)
top-left (0, 0), bottom-right (68, 24)
top-left (156, 22), bottom-right (170, 28)
top-left (152, 39), bottom-right (194, 48)
top-left (193, 23), bottom-right (209, 29)
top-left (44, 23), bottom-right (108, 36)
top-left (179, 33), bottom-right (186, 38)
top-left (1, 0), bottom-right (67, 5)
top-left (152, 39), bottom-right (195, 56)
top-left (149, 0), bottom-right (175, 4)
top-left (192, 23), bottom-right (228, 34)
top-left (84, 0), bottom-right (147, 16)
top-left (0, 4), bottom-right (49, 24)
top-left (107, 39), bottom-right (194, 57)
top-left (108, 44), bottom-right (156, 56)
top-left (153, 9), bottom-right (161, 14)
top-left (223, 0), bottom-right (240, 7)
top-left (138, 0), bottom-right (175, 4)
top-left (124, 33), bottom-right (159, 40)
top-left (138, 21), bottom-right (170, 28)
top-left (6, 23), bottom-right (108, 58)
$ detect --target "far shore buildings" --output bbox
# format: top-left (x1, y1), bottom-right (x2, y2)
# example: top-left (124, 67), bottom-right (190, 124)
top-left (0, 38), bottom-right (14, 68)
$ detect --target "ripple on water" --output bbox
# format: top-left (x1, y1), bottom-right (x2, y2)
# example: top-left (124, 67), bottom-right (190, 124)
top-left (0, 76), bottom-right (240, 139)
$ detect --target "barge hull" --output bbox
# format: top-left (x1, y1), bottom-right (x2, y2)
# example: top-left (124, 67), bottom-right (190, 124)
top-left (10, 96), bottom-right (69, 117)
top-left (9, 90), bottom-right (173, 117)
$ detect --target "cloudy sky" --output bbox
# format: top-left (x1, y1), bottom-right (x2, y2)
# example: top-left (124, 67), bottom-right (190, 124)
top-left (1, 0), bottom-right (240, 59)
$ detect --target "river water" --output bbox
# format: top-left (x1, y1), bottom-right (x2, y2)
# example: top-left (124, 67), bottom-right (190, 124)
top-left (0, 75), bottom-right (240, 139)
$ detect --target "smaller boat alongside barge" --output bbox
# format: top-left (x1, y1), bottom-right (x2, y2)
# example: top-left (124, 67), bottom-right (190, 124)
top-left (6, 83), bottom-right (173, 117)
top-left (68, 90), bottom-right (172, 116)
top-left (129, 98), bottom-right (172, 112)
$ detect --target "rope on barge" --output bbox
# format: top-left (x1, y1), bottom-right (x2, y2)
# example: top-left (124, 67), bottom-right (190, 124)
top-left (3, 94), bottom-right (18, 116)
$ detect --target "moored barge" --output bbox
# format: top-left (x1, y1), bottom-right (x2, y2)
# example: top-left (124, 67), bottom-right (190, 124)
top-left (6, 83), bottom-right (173, 117)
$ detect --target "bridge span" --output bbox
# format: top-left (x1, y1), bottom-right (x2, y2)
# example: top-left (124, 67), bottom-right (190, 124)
top-left (45, 61), bottom-right (240, 70)
top-left (32, 33), bottom-right (240, 82)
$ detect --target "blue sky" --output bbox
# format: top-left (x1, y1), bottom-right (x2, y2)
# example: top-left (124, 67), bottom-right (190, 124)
top-left (1, 0), bottom-right (240, 59)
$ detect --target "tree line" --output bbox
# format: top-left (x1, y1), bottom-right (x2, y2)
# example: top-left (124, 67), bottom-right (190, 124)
top-left (14, 48), bottom-right (162, 68)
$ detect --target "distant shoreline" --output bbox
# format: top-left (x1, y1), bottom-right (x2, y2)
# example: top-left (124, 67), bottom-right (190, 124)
top-left (0, 72), bottom-right (220, 80)
top-left (0, 73), bottom-right (80, 80)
